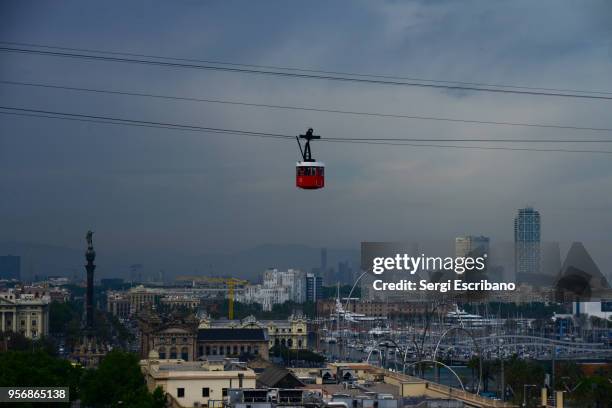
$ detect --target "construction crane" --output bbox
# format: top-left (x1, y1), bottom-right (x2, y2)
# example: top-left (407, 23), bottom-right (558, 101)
top-left (175, 275), bottom-right (248, 320)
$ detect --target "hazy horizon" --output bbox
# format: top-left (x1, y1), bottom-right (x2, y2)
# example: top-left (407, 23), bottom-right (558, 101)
top-left (2, 1), bottom-right (611, 266)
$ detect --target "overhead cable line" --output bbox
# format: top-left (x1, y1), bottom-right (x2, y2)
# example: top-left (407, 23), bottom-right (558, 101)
top-left (1, 106), bottom-right (612, 154)
top-left (321, 139), bottom-right (612, 153)
top-left (0, 106), bottom-right (290, 140)
top-left (2, 46), bottom-right (612, 101)
top-left (2, 40), bottom-right (611, 96)
top-left (3, 79), bottom-right (612, 134)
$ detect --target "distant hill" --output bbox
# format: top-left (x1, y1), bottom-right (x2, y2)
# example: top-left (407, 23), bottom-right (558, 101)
top-left (191, 244), bottom-right (359, 282)
top-left (2, 240), bottom-right (608, 284)
top-left (0, 241), bottom-right (359, 282)
top-left (0, 242), bottom-right (83, 280)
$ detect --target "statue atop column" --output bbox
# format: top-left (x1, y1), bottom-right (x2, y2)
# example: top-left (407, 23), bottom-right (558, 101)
top-left (70, 230), bottom-right (108, 367)
top-left (86, 230), bottom-right (94, 250)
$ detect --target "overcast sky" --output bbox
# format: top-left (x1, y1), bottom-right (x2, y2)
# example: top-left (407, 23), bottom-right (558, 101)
top-left (1, 1), bottom-right (611, 258)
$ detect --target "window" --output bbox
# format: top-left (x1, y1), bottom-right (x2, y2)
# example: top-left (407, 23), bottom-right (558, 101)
top-left (202, 388), bottom-right (210, 397)
top-left (177, 388), bottom-right (185, 398)
top-left (159, 347), bottom-right (166, 359)
top-left (181, 347), bottom-right (188, 360)
top-left (170, 347), bottom-right (177, 359)
top-left (32, 320), bottom-right (37, 326)
top-left (206, 346), bottom-right (211, 355)
top-left (233, 345), bottom-right (238, 354)
top-left (222, 388), bottom-right (228, 397)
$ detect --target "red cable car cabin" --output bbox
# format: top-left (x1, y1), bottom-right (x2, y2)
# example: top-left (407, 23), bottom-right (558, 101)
top-left (295, 128), bottom-right (325, 190)
top-left (296, 161), bottom-right (325, 189)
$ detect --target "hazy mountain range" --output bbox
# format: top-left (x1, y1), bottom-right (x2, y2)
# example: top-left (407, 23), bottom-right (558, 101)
top-left (1, 240), bottom-right (609, 284)
top-left (0, 241), bottom-right (359, 282)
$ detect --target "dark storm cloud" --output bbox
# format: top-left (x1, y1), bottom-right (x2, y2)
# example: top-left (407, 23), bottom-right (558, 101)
top-left (0, 0), bottom-right (611, 275)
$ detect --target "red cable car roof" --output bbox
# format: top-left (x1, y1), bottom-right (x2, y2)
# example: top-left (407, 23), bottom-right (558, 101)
top-left (296, 161), bottom-right (325, 167)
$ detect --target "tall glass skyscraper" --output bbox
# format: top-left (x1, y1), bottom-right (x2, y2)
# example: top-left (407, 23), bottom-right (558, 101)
top-left (514, 207), bottom-right (541, 277)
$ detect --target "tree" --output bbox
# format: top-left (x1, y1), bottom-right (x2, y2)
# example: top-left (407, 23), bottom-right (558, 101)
top-left (573, 375), bottom-right (612, 408)
top-left (0, 350), bottom-right (81, 405)
top-left (50, 299), bottom-right (133, 349)
top-left (502, 356), bottom-right (545, 406)
top-left (0, 331), bottom-right (56, 356)
top-left (467, 356), bottom-right (495, 392)
top-left (0, 349), bottom-right (165, 407)
top-left (80, 350), bottom-right (164, 408)
top-left (49, 301), bottom-right (80, 335)
top-left (270, 344), bottom-right (325, 364)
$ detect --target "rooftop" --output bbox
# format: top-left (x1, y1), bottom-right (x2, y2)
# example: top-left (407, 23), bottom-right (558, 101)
top-left (198, 328), bottom-right (269, 342)
top-left (310, 383), bottom-right (400, 399)
top-left (141, 359), bottom-right (257, 380)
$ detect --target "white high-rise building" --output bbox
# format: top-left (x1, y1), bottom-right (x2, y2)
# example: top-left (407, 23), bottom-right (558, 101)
top-left (237, 268), bottom-right (306, 311)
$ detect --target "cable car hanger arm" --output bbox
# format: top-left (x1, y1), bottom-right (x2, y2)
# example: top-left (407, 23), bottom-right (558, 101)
top-left (298, 128), bottom-right (320, 162)
top-left (296, 136), bottom-right (305, 161)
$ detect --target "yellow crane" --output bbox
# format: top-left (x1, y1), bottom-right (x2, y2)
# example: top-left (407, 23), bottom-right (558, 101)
top-left (176, 275), bottom-right (248, 320)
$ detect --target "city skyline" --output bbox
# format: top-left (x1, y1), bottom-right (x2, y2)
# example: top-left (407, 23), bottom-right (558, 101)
top-left (2, 236), bottom-right (611, 283)
top-left (2, 1), bottom-right (612, 256)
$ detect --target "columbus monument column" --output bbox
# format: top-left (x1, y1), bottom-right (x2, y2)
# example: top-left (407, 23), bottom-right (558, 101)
top-left (85, 230), bottom-right (96, 329)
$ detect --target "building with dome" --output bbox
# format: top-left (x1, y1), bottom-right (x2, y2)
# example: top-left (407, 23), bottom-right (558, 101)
top-left (137, 309), bottom-right (199, 361)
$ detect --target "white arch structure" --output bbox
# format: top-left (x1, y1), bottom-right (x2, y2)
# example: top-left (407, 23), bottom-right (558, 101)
top-left (402, 359), bottom-right (466, 392)
top-left (366, 347), bottom-right (383, 367)
top-left (432, 326), bottom-right (482, 394)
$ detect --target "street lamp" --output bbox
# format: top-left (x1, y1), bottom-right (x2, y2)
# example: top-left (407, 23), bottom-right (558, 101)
top-left (522, 384), bottom-right (537, 407)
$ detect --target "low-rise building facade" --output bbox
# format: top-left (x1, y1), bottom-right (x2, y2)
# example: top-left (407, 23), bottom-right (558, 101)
top-left (197, 328), bottom-right (270, 360)
top-left (200, 314), bottom-right (309, 350)
top-left (138, 310), bottom-right (199, 361)
top-left (141, 358), bottom-right (257, 408)
top-left (107, 291), bottom-right (131, 319)
top-left (0, 289), bottom-right (50, 339)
